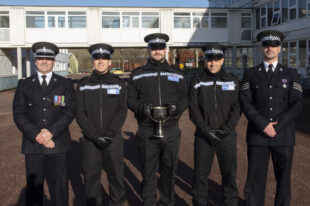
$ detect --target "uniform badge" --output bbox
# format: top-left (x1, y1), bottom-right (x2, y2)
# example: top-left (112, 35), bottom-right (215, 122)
top-left (258, 68), bottom-right (262, 71)
top-left (54, 95), bottom-right (65, 106)
top-left (222, 83), bottom-right (235, 91)
top-left (168, 75), bottom-right (179, 82)
top-left (107, 88), bottom-right (120, 95)
top-left (282, 79), bottom-right (287, 88)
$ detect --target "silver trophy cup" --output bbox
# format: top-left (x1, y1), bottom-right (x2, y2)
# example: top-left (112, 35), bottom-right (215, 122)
top-left (147, 106), bottom-right (171, 138)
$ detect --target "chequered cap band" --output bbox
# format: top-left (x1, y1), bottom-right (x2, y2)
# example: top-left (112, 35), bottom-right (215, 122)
top-left (205, 48), bottom-right (224, 55)
top-left (261, 35), bottom-right (281, 42)
top-left (91, 48), bottom-right (111, 56)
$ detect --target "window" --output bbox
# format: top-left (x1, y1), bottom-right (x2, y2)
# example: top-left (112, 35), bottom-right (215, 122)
top-left (308, 39), bottom-right (310, 66)
top-left (267, 2), bottom-right (273, 26)
top-left (0, 11), bottom-right (9, 28)
top-left (298, 0), bottom-right (307, 18)
top-left (289, 41), bottom-right (297, 67)
top-left (102, 12), bottom-right (120, 28)
top-left (174, 12), bottom-right (190, 28)
top-left (142, 12), bottom-right (159, 28)
top-left (260, 6), bottom-right (267, 28)
top-left (122, 12), bottom-right (139, 28)
top-left (26, 11), bottom-right (45, 28)
top-left (47, 11), bottom-right (66, 28)
top-left (255, 8), bottom-right (260, 29)
top-left (241, 13), bottom-right (251, 41)
top-left (282, 0), bottom-right (289, 23)
top-left (308, 0), bottom-right (310, 16)
top-left (192, 12), bottom-right (208, 29)
top-left (224, 48), bottom-right (232, 67)
top-left (272, 0), bottom-right (281, 25)
top-left (299, 40), bottom-right (307, 67)
top-left (282, 42), bottom-right (288, 66)
top-left (211, 13), bottom-right (227, 28)
top-left (236, 47), bottom-right (254, 68)
top-left (289, 0), bottom-right (297, 20)
top-left (68, 11), bottom-right (86, 28)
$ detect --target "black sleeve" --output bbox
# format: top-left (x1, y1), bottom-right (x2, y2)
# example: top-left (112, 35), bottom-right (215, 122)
top-left (106, 81), bottom-right (128, 135)
top-left (48, 79), bottom-right (76, 139)
top-left (76, 81), bottom-right (100, 140)
top-left (220, 79), bottom-right (241, 132)
top-left (13, 79), bottom-right (41, 142)
top-left (239, 69), bottom-right (269, 132)
top-left (189, 78), bottom-right (211, 132)
top-left (274, 69), bottom-right (303, 132)
top-left (127, 74), bottom-right (142, 114)
top-left (176, 74), bottom-right (189, 114)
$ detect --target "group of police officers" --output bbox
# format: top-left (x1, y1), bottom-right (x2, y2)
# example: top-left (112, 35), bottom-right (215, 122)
top-left (12, 29), bottom-right (303, 206)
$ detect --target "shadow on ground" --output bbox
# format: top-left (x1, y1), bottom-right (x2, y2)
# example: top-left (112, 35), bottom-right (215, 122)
top-left (13, 134), bottom-right (245, 206)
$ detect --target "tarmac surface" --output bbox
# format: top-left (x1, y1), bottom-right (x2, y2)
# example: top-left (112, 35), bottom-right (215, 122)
top-left (0, 88), bottom-right (309, 206)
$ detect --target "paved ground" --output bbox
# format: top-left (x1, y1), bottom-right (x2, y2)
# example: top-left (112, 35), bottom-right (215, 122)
top-left (0, 88), bottom-right (309, 206)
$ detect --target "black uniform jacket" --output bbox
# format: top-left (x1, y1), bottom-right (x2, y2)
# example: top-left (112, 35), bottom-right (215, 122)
top-left (189, 69), bottom-right (240, 136)
top-left (13, 73), bottom-right (76, 154)
top-left (76, 71), bottom-right (127, 140)
top-left (240, 63), bottom-right (303, 146)
top-left (127, 59), bottom-right (188, 128)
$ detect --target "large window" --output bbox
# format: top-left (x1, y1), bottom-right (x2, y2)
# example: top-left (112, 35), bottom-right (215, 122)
top-left (122, 12), bottom-right (139, 28)
top-left (289, 0), bottom-right (297, 20)
top-left (272, 0), bottom-right (281, 25)
top-left (26, 11), bottom-right (45, 28)
top-left (282, 0), bottom-right (289, 23)
top-left (260, 6), bottom-right (267, 28)
top-left (26, 10), bottom-right (86, 28)
top-left (174, 12), bottom-right (190, 28)
top-left (68, 11), bottom-right (86, 28)
top-left (0, 11), bottom-right (9, 28)
top-left (282, 42), bottom-right (289, 67)
top-left (308, 40), bottom-right (310, 66)
top-left (299, 40), bottom-right (307, 67)
top-left (298, 0), bottom-right (307, 18)
top-left (289, 41), bottom-right (297, 67)
top-left (102, 12), bottom-right (120, 28)
top-left (224, 48), bottom-right (232, 67)
top-left (192, 12), bottom-right (208, 29)
top-left (47, 11), bottom-right (66, 28)
top-left (211, 13), bottom-right (227, 28)
top-left (255, 8), bottom-right (260, 29)
top-left (241, 13), bottom-right (251, 41)
top-left (142, 12), bottom-right (159, 28)
top-left (236, 47), bottom-right (253, 68)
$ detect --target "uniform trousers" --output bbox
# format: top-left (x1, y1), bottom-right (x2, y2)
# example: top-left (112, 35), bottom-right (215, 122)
top-left (81, 136), bottom-right (125, 206)
top-left (192, 132), bottom-right (238, 206)
top-left (244, 145), bottom-right (294, 206)
top-left (25, 153), bottom-right (68, 206)
top-left (136, 125), bottom-right (181, 206)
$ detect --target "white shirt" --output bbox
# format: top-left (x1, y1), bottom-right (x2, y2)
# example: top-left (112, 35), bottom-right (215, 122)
top-left (37, 71), bottom-right (53, 86)
top-left (263, 61), bottom-right (278, 72)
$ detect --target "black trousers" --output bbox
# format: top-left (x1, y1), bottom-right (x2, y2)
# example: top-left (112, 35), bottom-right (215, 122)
top-left (25, 153), bottom-right (68, 206)
top-left (136, 125), bottom-right (181, 206)
top-left (192, 132), bottom-right (238, 206)
top-left (244, 145), bottom-right (294, 206)
top-left (81, 136), bottom-right (126, 206)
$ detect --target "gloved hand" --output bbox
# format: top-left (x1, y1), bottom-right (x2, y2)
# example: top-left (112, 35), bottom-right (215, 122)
top-left (139, 103), bottom-right (153, 117)
top-left (211, 129), bottom-right (230, 139)
top-left (165, 103), bottom-right (177, 116)
top-left (205, 131), bottom-right (223, 146)
top-left (94, 136), bottom-right (112, 150)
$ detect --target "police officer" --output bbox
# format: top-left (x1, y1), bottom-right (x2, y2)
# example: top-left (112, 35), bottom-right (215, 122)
top-left (13, 42), bottom-right (76, 206)
top-left (127, 33), bottom-right (188, 206)
top-left (189, 43), bottom-right (240, 206)
top-left (240, 30), bottom-right (303, 206)
top-left (76, 43), bottom-right (127, 206)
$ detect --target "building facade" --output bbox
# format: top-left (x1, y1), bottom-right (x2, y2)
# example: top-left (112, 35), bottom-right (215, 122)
top-left (0, 2), bottom-right (309, 90)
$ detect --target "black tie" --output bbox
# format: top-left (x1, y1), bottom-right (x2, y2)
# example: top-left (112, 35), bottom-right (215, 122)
top-left (267, 64), bottom-right (273, 79)
top-left (42, 75), bottom-right (47, 90)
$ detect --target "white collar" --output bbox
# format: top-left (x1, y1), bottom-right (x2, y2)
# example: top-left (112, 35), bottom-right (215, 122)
top-left (37, 71), bottom-right (53, 85)
top-left (263, 61), bottom-right (278, 72)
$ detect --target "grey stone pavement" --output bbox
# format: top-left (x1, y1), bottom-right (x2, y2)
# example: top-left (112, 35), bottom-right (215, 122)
top-left (0, 88), bottom-right (309, 206)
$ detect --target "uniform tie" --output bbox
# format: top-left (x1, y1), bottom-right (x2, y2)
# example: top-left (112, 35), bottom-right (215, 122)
top-left (42, 75), bottom-right (47, 90)
top-left (267, 64), bottom-right (273, 79)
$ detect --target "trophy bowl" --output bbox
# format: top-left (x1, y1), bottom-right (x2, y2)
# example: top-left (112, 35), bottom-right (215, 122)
top-left (149, 106), bottom-right (170, 138)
